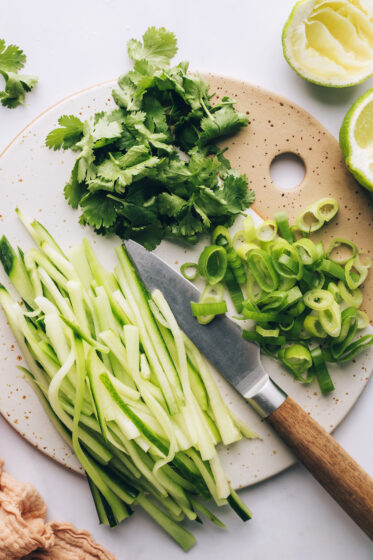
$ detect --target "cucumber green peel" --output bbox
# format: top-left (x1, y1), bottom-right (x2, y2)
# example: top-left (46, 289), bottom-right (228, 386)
top-left (186, 200), bottom-right (372, 395)
top-left (0, 211), bottom-right (256, 551)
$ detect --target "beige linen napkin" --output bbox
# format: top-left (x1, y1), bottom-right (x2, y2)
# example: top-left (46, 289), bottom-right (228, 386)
top-left (0, 460), bottom-right (117, 560)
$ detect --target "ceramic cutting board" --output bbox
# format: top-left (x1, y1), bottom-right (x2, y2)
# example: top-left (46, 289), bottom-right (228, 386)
top-left (0, 76), bottom-right (372, 488)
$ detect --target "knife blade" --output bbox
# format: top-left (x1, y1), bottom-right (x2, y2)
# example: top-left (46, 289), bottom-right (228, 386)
top-left (124, 239), bottom-right (286, 417)
top-left (124, 239), bottom-right (373, 539)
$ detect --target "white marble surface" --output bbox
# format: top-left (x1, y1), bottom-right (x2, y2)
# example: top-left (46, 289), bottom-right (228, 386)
top-left (0, 1), bottom-right (372, 558)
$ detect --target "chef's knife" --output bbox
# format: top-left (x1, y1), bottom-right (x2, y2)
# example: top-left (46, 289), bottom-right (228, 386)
top-left (125, 240), bottom-right (373, 540)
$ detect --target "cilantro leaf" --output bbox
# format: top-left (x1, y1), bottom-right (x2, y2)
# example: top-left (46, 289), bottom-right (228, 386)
top-left (220, 171), bottom-right (255, 213)
top-left (175, 207), bottom-right (205, 239)
top-left (79, 192), bottom-right (117, 229)
top-left (127, 27), bottom-right (177, 67)
top-left (0, 40), bottom-right (38, 108)
top-left (94, 151), bottom-right (160, 193)
top-left (112, 75), bottom-right (142, 112)
top-left (0, 40), bottom-right (26, 72)
top-left (157, 192), bottom-right (187, 217)
top-left (64, 161), bottom-right (87, 208)
top-left (46, 115), bottom-right (84, 150)
top-left (0, 71), bottom-right (38, 108)
top-left (198, 106), bottom-right (248, 145)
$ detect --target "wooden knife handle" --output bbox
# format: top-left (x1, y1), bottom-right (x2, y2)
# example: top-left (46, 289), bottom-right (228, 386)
top-left (267, 396), bottom-right (373, 540)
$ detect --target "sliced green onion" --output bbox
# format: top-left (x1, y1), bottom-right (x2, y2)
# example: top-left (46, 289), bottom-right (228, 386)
top-left (338, 281), bottom-right (363, 308)
top-left (293, 238), bottom-right (319, 266)
top-left (314, 198), bottom-right (338, 223)
top-left (242, 330), bottom-right (286, 346)
top-left (357, 310), bottom-right (369, 330)
top-left (241, 307), bottom-right (292, 325)
top-left (345, 255), bottom-right (369, 290)
top-left (303, 314), bottom-right (328, 338)
top-left (311, 347), bottom-right (334, 395)
top-left (319, 301), bottom-right (341, 337)
top-left (327, 282), bottom-right (342, 304)
top-left (326, 238), bottom-right (357, 265)
top-left (211, 226), bottom-right (231, 248)
top-left (271, 241), bottom-right (303, 280)
top-left (287, 300), bottom-right (306, 317)
top-left (318, 259), bottom-right (345, 281)
top-left (201, 283), bottom-right (225, 302)
top-left (303, 289), bottom-right (334, 311)
top-left (226, 247), bottom-right (246, 284)
top-left (278, 344), bottom-right (313, 382)
top-left (242, 215), bottom-right (256, 242)
top-left (246, 268), bottom-right (264, 303)
top-left (256, 325), bottom-right (279, 337)
top-left (180, 263), bottom-right (198, 282)
top-left (190, 301), bottom-right (227, 318)
top-left (329, 307), bottom-right (358, 358)
top-left (236, 242), bottom-right (258, 261)
top-left (247, 249), bottom-right (278, 293)
top-left (224, 264), bottom-right (244, 313)
top-left (300, 269), bottom-right (324, 291)
top-left (257, 291), bottom-right (289, 312)
top-left (275, 212), bottom-right (295, 243)
top-left (198, 246), bottom-right (227, 286)
top-left (326, 334), bottom-right (373, 363)
top-left (296, 204), bottom-right (324, 233)
top-left (256, 220), bottom-right (277, 243)
top-left (193, 284), bottom-right (226, 325)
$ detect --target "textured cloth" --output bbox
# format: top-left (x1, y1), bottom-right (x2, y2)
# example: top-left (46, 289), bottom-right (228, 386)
top-left (0, 460), bottom-right (116, 560)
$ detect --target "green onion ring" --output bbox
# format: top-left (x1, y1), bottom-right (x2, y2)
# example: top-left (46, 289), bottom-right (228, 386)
top-left (256, 220), bottom-right (277, 243)
top-left (247, 249), bottom-right (279, 293)
top-left (296, 204), bottom-right (324, 233)
top-left (293, 238), bottom-right (319, 265)
top-left (303, 289), bottom-right (334, 311)
top-left (319, 301), bottom-right (341, 337)
top-left (345, 255), bottom-right (369, 290)
top-left (271, 241), bottom-right (303, 280)
top-left (303, 314), bottom-right (328, 338)
top-left (180, 262), bottom-right (199, 281)
top-left (314, 198), bottom-right (338, 222)
top-left (338, 281), bottom-right (363, 308)
top-left (326, 238), bottom-right (357, 265)
top-left (278, 344), bottom-right (313, 381)
top-left (198, 245), bottom-right (227, 285)
top-left (211, 226), bottom-right (231, 248)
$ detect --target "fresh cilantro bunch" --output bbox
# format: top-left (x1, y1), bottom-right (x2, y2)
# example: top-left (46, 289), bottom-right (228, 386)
top-left (0, 39), bottom-right (38, 108)
top-left (46, 27), bottom-right (254, 250)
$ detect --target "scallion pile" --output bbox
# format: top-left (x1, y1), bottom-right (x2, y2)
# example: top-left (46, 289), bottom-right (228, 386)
top-left (0, 210), bottom-right (258, 551)
top-left (182, 198), bottom-right (373, 394)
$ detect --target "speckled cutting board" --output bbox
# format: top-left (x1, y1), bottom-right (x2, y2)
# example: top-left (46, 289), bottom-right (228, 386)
top-left (0, 76), bottom-right (372, 488)
top-left (206, 74), bottom-right (373, 318)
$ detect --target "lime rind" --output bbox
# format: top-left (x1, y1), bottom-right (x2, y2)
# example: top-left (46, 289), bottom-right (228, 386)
top-left (282, 0), bottom-right (373, 88)
top-left (339, 87), bottom-right (373, 192)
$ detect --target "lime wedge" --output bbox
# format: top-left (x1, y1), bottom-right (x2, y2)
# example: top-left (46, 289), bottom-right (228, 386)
top-left (282, 0), bottom-right (373, 87)
top-left (340, 88), bottom-right (373, 191)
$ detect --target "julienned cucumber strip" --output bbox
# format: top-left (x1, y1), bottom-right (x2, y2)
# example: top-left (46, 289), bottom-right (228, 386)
top-left (0, 212), bottom-right (256, 550)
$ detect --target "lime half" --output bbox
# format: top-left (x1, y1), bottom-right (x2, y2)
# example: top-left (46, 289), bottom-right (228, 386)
top-left (340, 88), bottom-right (373, 191)
top-left (282, 0), bottom-right (373, 87)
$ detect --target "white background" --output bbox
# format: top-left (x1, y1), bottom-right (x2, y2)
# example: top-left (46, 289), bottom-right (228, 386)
top-left (0, 1), bottom-right (372, 558)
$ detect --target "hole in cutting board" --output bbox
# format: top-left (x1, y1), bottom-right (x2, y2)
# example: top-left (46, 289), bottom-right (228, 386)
top-left (270, 152), bottom-right (305, 190)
